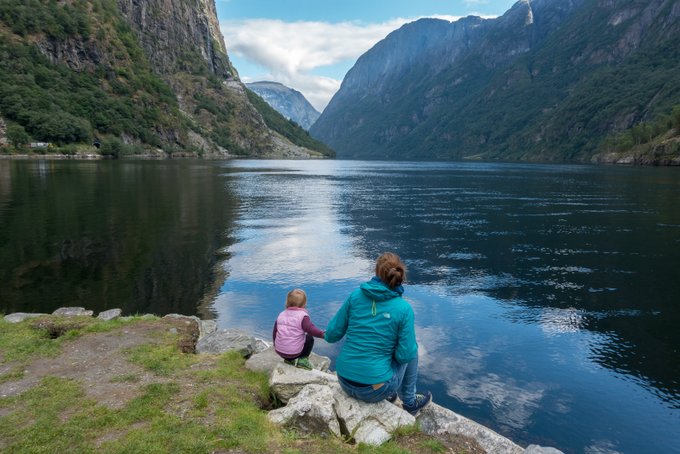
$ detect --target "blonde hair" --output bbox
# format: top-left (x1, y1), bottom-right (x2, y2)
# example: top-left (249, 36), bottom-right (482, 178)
top-left (286, 288), bottom-right (307, 308)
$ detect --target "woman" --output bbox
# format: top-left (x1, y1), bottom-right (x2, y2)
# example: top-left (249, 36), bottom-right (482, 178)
top-left (325, 252), bottom-right (431, 415)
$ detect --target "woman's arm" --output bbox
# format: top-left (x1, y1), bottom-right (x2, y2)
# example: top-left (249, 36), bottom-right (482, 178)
top-left (324, 296), bottom-right (352, 343)
top-left (394, 304), bottom-right (418, 364)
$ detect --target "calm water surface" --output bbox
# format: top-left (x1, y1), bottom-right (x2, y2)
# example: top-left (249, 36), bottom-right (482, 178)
top-left (1, 159), bottom-right (678, 453)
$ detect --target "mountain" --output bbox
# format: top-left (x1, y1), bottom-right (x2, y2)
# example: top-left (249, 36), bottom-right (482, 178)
top-left (246, 81), bottom-right (321, 130)
top-left (310, 0), bottom-right (680, 163)
top-left (0, 0), bottom-right (332, 158)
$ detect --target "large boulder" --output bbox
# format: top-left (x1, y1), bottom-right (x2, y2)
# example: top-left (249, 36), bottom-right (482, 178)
top-left (269, 364), bottom-right (338, 403)
top-left (417, 403), bottom-right (524, 454)
top-left (162, 314), bottom-right (216, 340)
top-left (267, 379), bottom-right (415, 446)
top-left (268, 384), bottom-right (341, 437)
top-left (3, 313), bottom-right (48, 323)
top-left (195, 328), bottom-right (256, 356)
top-left (97, 309), bottom-right (122, 321)
top-left (53, 307), bottom-right (94, 317)
top-left (245, 346), bottom-right (330, 374)
top-left (332, 382), bottom-right (415, 445)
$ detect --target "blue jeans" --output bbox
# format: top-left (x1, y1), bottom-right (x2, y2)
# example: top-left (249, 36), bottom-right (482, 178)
top-left (338, 356), bottom-right (419, 407)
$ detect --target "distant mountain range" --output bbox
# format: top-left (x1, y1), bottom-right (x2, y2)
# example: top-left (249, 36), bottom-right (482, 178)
top-left (246, 81), bottom-right (320, 130)
top-left (311, 0), bottom-right (680, 163)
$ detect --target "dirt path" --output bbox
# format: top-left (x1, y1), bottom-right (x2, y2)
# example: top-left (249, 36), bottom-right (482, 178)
top-left (0, 318), bottom-right (203, 409)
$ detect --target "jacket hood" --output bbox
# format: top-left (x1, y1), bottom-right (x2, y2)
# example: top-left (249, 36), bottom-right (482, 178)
top-left (360, 277), bottom-right (404, 302)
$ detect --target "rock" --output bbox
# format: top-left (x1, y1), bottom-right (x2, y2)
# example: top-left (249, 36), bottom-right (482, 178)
top-left (267, 377), bottom-right (415, 446)
top-left (3, 313), bottom-right (48, 323)
top-left (245, 347), bottom-right (330, 374)
top-left (199, 320), bottom-right (217, 339)
top-left (417, 403), bottom-right (524, 454)
top-left (332, 382), bottom-right (415, 445)
top-left (524, 445), bottom-right (564, 454)
top-left (97, 309), bottom-right (122, 321)
top-left (253, 337), bottom-right (270, 354)
top-left (52, 307), bottom-right (94, 317)
top-left (195, 329), bottom-right (255, 356)
top-left (163, 314), bottom-right (215, 340)
top-left (267, 384), bottom-right (341, 437)
top-left (269, 364), bottom-right (338, 403)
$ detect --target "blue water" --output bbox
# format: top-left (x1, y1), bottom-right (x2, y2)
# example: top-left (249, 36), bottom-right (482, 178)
top-left (210, 160), bottom-right (680, 454)
top-left (1, 158), bottom-right (678, 453)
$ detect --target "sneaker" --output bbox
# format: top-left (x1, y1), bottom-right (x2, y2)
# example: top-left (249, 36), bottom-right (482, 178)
top-left (402, 391), bottom-right (432, 416)
top-left (386, 393), bottom-right (398, 403)
top-left (285, 356), bottom-right (313, 370)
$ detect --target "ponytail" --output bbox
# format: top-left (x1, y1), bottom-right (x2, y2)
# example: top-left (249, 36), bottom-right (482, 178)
top-left (375, 252), bottom-right (406, 289)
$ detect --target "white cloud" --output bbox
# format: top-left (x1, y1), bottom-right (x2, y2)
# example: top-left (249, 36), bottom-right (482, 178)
top-left (220, 16), bottom-right (464, 111)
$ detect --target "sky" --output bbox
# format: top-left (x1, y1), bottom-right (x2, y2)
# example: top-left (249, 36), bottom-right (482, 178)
top-left (216, 0), bottom-right (518, 112)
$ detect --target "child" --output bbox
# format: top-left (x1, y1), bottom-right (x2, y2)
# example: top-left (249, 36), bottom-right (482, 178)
top-left (273, 288), bottom-right (325, 370)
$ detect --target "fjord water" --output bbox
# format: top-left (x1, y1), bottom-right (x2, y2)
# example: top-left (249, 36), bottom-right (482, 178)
top-left (1, 159), bottom-right (679, 453)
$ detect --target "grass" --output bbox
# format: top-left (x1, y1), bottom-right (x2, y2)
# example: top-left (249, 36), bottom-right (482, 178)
top-left (0, 315), bottom-right (151, 363)
top-left (0, 317), bottom-right (480, 453)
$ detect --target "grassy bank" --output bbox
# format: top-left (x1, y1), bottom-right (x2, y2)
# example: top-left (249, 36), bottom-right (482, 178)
top-left (0, 315), bottom-right (481, 453)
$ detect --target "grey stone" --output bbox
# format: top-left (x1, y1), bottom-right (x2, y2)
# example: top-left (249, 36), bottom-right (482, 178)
top-left (269, 364), bottom-right (338, 403)
top-left (52, 307), bottom-right (94, 317)
top-left (199, 320), bottom-right (217, 339)
top-left (267, 384), bottom-right (341, 437)
top-left (163, 313), bottom-right (199, 323)
top-left (417, 403), bottom-right (524, 454)
top-left (245, 346), bottom-right (330, 374)
top-left (524, 445), bottom-right (564, 454)
top-left (195, 329), bottom-right (255, 356)
top-left (97, 309), bottom-right (122, 321)
top-left (3, 313), bottom-right (48, 323)
top-left (253, 337), bottom-right (270, 353)
top-left (163, 315), bottom-right (216, 341)
top-left (332, 382), bottom-right (415, 445)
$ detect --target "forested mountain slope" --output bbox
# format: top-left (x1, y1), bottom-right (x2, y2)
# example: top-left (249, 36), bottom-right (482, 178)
top-left (311, 0), bottom-right (680, 163)
top-left (0, 0), bottom-right (332, 158)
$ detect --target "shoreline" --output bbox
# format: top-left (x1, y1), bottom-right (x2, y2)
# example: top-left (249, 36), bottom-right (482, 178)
top-left (1, 308), bottom-right (563, 454)
top-left (1, 151), bottom-right (679, 166)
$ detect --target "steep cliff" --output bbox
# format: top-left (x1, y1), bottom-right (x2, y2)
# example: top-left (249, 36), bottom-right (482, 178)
top-left (0, 0), bottom-right (327, 157)
top-left (246, 81), bottom-right (320, 130)
top-left (311, 0), bottom-right (680, 162)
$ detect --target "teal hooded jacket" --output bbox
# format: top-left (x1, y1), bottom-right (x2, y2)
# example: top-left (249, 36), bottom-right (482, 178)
top-left (325, 277), bottom-right (418, 385)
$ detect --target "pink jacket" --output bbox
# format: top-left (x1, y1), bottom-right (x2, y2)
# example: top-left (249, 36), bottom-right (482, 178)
top-left (274, 307), bottom-right (309, 355)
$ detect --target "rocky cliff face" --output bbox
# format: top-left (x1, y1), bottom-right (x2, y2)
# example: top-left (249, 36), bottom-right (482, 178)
top-left (114, 0), bottom-right (308, 156)
top-left (116, 0), bottom-right (235, 78)
top-left (246, 81), bottom-right (320, 130)
top-left (0, 0), bottom-right (317, 157)
top-left (311, 0), bottom-right (680, 162)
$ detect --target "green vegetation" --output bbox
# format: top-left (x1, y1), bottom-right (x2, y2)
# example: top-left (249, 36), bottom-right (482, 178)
top-left (0, 317), bottom-right (478, 453)
top-left (0, 0), bottom-right (330, 157)
top-left (603, 105), bottom-right (680, 149)
top-left (0, 315), bottom-right (141, 363)
top-left (0, 0), bottom-right (182, 152)
top-left (246, 88), bottom-right (335, 158)
top-left (312, 0), bottom-right (680, 163)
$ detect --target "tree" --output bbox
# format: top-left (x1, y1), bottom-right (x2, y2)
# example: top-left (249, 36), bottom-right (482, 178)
top-left (6, 123), bottom-right (30, 148)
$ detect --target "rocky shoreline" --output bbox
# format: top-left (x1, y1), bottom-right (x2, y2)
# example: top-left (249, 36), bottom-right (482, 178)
top-left (3, 308), bottom-right (563, 453)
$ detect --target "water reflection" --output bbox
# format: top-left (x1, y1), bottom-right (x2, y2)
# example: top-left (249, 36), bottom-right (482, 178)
top-left (209, 160), bottom-right (680, 453)
top-left (0, 160), bottom-right (236, 316)
top-left (3, 159), bottom-right (678, 453)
